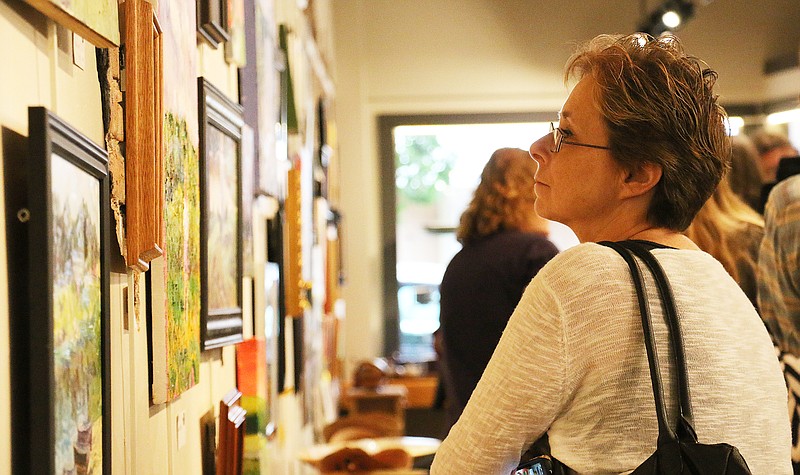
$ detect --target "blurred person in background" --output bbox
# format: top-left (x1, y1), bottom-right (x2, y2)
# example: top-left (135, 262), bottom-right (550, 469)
top-left (437, 147), bottom-right (558, 436)
top-left (685, 178), bottom-right (764, 310)
top-left (751, 130), bottom-right (799, 212)
top-left (726, 134), bottom-right (764, 213)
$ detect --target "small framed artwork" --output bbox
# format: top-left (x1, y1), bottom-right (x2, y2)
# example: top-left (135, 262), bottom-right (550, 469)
top-left (199, 77), bottom-right (245, 350)
top-left (197, 0), bottom-right (229, 48)
top-left (23, 107), bottom-right (111, 473)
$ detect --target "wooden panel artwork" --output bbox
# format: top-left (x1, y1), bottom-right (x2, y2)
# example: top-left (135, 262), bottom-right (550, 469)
top-left (124, 0), bottom-right (164, 271)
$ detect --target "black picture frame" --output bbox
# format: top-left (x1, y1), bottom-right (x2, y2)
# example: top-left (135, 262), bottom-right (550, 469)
top-left (16, 107), bottom-right (112, 474)
top-left (266, 208), bottom-right (288, 393)
top-left (197, 0), bottom-right (230, 48)
top-left (199, 77), bottom-right (245, 350)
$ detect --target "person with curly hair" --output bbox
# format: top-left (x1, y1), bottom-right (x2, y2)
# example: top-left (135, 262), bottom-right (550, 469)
top-left (437, 147), bottom-right (558, 434)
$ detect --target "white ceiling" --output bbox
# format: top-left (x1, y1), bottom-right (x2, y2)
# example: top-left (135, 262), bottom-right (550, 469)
top-left (333, 0), bottom-right (800, 112)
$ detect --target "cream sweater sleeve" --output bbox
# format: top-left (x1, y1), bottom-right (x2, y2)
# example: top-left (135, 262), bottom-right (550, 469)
top-left (430, 246), bottom-right (582, 474)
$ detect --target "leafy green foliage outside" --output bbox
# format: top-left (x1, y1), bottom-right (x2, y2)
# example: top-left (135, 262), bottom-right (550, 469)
top-left (394, 135), bottom-right (454, 211)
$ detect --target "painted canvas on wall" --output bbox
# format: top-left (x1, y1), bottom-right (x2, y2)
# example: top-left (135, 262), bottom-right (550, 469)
top-left (24, 0), bottom-right (119, 47)
top-left (255, 0), bottom-right (280, 195)
top-left (206, 126), bottom-right (240, 310)
top-left (151, 0), bottom-right (202, 403)
top-left (19, 107), bottom-right (111, 473)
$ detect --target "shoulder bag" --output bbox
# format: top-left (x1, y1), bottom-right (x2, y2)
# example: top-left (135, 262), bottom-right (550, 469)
top-left (513, 240), bottom-right (751, 475)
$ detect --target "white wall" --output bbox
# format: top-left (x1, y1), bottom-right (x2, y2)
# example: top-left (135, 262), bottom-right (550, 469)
top-left (331, 0), bottom-right (800, 365)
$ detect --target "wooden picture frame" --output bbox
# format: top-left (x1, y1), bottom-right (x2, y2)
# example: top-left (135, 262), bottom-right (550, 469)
top-left (23, 0), bottom-right (120, 48)
top-left (124, 0), bottom-right (165, 272)
top-left (284, 165), bottom-right (305, 317)
top-left (197, 0), bottom-right (229, 48)
top-left (217, 388), bottom-right (246, 475)
top-left (199, 77), bottom-right (245, 350)
top-left (23, 107), bottom-right (112, 474)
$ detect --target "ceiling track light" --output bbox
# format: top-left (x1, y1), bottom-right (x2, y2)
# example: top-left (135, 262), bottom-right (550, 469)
top-left (637, 0), bottom-right (696, 37)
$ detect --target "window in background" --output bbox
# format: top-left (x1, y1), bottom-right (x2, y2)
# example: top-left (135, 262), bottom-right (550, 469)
top-left (391, 122), bottom-right (578, 362)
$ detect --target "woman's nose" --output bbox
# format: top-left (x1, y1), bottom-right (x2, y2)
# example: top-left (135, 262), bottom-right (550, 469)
top-left (529, 133), bottom-right (551, 165)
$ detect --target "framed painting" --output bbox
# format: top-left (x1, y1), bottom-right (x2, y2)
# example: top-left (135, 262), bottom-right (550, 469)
top-left (23, 0), bottom-right (119, 47)
top-left (197, 0), bottom-right (229, 48)
top-left (23, 107), bottom-right (111, 473)
top-left (199, 77), bottom-right (245, 350)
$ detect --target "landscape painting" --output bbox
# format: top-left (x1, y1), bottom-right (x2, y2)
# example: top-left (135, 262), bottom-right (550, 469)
top-left (206, 126), bottom-right (240, 311)
top-left (22, 107), bottom-right (110, 473)
top-left (51, 153), bottom-right (103, 474)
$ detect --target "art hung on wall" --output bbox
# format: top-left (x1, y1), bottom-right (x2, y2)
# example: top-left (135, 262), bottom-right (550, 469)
top-left (23, 0), bottom-right (120, 47)
top-left (150, 0), bottom-right (202, 403)
top-left (266, 209), bottom-right (288, 393)
top-left (124, 0), bottom-right (164, 272)
top-left (241, 0), bottom-right (281, 196)
top-left (197, 0), bottom-right (229, 48)
top-left (225, 0), bottom-right (246, 67)
top-left (17, 107), bottom-right (111, 473)
top-left (199, 77), bottom-right (245, 350)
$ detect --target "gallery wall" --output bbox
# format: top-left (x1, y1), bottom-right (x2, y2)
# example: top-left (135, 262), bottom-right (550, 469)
top-left (0, 0), bottom-right (341, 474)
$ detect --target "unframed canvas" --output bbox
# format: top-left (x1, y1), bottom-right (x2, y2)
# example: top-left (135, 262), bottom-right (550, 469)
top-left (150, 0), bottom-right (202, 404)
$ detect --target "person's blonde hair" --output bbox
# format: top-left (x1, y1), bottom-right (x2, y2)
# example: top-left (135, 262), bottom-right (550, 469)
top-left (456, 148), bottom-right (548, 244)
top-left (726, 135), bottom-right (763, 212)
top-left (565, 33), bottom-right (729, 231)
top-left (684, 179), bottom-right (764, 283)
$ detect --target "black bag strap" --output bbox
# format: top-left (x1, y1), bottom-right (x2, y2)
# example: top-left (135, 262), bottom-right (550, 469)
top-left (600, 241), bottom-right (698, 446)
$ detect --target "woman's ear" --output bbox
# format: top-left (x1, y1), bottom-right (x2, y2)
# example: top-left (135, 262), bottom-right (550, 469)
top-left (621, 162), bottom-right (662, 198)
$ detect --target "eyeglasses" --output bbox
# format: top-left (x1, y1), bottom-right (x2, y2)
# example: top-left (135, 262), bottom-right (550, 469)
top-left (549, 122), bottom-right (611, 153)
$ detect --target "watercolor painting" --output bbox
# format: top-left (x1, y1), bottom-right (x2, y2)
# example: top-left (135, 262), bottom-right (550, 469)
top-left (51, 153), bottom-right (103, 473)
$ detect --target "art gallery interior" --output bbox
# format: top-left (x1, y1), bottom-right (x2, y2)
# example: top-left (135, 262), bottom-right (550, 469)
top-left (0, 0), bottom-right (799, 473)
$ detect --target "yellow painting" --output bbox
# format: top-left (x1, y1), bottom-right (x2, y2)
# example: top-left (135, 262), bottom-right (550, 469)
top-left (24, 0), bottom-right (119, 47)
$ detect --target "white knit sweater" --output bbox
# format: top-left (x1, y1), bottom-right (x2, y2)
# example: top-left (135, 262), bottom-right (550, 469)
top-left (430, 243), bottom-right (791, 475)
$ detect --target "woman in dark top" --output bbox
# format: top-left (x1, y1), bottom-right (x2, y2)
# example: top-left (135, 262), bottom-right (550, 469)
top-left (438, 147), bottom-right (559, 433)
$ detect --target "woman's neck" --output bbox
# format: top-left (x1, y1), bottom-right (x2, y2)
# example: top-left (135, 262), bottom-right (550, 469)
top-left (626, 227), bottom-right (699, 250)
